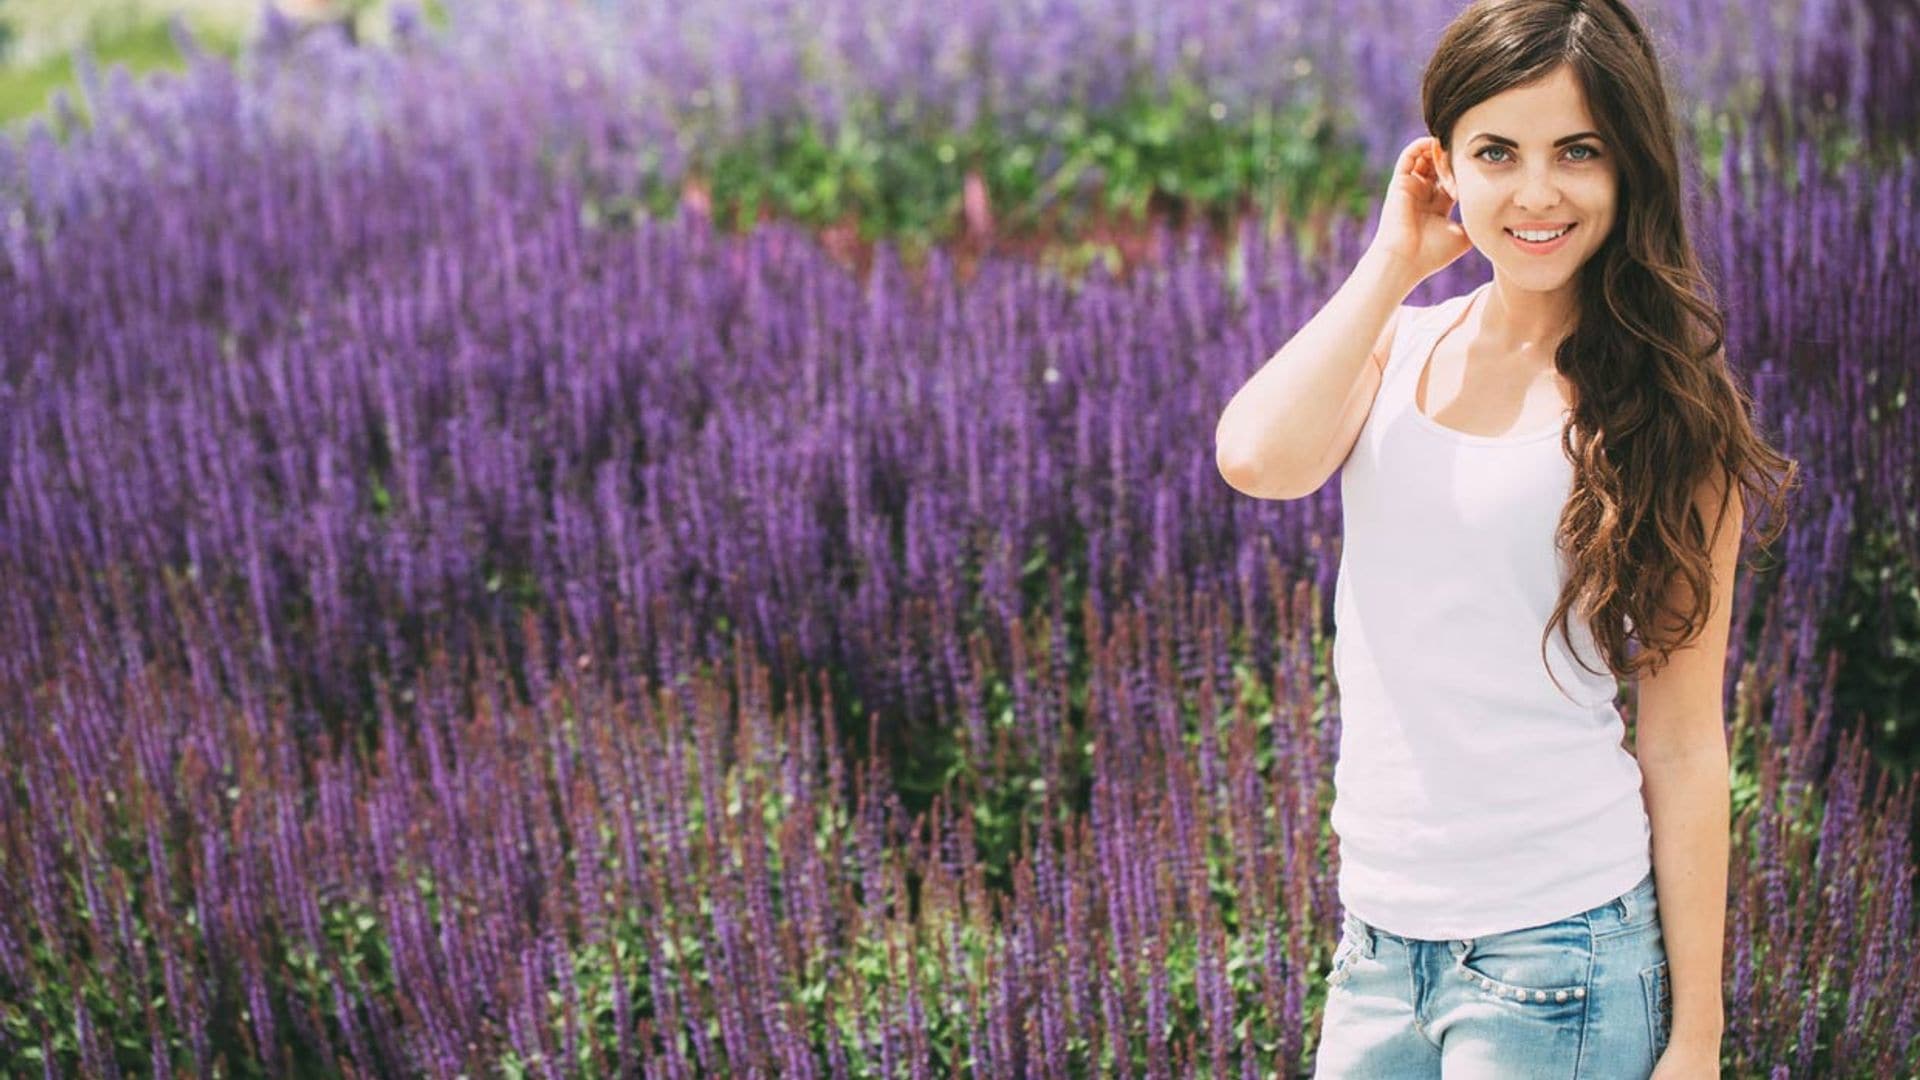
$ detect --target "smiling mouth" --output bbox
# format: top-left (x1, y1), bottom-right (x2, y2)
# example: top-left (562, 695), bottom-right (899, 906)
top-left (1505, 224), bottom-right (1577, 240)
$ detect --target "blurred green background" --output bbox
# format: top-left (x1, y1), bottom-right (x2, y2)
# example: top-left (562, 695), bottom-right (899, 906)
top-left (0, 0), bottom-right (439, 124)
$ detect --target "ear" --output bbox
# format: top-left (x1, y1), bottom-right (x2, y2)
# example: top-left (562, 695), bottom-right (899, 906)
top-left (1433, 144), bottom-right (1456, 200)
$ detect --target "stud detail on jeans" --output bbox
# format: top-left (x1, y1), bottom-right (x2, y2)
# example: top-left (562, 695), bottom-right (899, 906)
top-left (1457, 955), bottom-right (1586, 1006)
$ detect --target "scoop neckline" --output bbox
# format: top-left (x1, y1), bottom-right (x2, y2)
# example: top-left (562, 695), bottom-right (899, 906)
top-left (1409, 281), bottom-right (1571, 446)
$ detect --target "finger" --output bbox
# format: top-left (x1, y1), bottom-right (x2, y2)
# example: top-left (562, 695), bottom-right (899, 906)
top-left (1394, 137), bottom-right (1427, 177)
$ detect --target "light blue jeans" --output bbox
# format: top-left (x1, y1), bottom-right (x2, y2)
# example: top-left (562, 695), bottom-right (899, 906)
top-left (1312, 870), bottom-right (1672, 1078)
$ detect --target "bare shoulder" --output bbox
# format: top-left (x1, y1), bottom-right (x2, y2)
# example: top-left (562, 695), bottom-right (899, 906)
top-left (1370, 303), bottom-right (1429, 375)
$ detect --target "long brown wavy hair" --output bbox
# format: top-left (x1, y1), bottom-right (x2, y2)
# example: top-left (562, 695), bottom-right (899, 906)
top-left (1421, 0), bottom-right (1801, 692)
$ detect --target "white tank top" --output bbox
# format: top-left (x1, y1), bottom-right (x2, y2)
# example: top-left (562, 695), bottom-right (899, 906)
top-left (1329, 280), bottom-right (1652, 941)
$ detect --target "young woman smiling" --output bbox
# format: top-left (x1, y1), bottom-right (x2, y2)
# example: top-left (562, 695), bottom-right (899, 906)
top-left (1216, 1), bottom-right (1799, 1077)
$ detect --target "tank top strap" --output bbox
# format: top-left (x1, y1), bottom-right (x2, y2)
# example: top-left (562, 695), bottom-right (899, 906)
top-left (1380, 281), bottom-right (1489, 390)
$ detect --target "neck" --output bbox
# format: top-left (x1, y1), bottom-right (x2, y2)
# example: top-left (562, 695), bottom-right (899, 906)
top-left (1475, 277), bottom-right (1579, 355)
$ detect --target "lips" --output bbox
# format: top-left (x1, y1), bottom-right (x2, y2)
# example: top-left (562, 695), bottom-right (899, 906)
top-left (1505, 223), bottom-right (1575, 238)
top-left (1505, 222), bottom-right (1578, 254)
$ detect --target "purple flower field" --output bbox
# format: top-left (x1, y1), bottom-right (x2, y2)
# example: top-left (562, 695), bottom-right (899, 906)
top-left (1, 1), bottom-right (1917, 1075)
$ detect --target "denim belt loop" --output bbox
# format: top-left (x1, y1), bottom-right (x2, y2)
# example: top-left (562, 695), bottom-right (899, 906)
top-left (1616, 888), bottom-right (1636, 922)
top-left (1356, 918), bottom-right (1378, 959)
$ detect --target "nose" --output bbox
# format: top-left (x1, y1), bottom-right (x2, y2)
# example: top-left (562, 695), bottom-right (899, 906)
top-left (1515, 167), bottom-right (1564, 210)
top-left (1512, 174), bottom-right (1559, 210)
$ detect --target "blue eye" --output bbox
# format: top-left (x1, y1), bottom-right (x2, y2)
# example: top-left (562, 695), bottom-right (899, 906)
top-left (1474, 144), bottom-right (1602, 163)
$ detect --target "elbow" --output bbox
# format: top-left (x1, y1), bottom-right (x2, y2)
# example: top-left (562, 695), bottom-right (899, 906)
top-left (1217, 443), bottom-right (1311, 501)
top-left (1216, 440), bottom-right (1252, 491)
top-left (1216, 439), bottom-right (1267, 497)
top-left (1217, 405), bottom-right (1319, 500)
top-left (1215, 418), bottom-right (1254, 491)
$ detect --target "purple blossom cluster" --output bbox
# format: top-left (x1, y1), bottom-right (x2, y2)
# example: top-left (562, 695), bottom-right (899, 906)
top-left (0, 2), bottom-right (1916, 1075)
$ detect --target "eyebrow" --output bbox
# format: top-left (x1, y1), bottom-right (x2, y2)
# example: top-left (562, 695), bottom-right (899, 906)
top-left (1470, 131), bottom-right (1603, 147)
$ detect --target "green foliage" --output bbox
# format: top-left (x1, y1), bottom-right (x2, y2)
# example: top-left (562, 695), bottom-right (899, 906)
top-left (615, 73), bottom-right (1375, 263)
top-left (1824, 521), bottom-right (1920, 787)
top-left (0, 17), bottom-right (241, 129)
top-left (0, 851), bottom-right (406, 1076)
top-left (0, 0), bottom-right (459, 132)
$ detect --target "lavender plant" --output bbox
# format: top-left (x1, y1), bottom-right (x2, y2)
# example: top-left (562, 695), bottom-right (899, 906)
top-left (1, 0), bottom-right (1916, 1075)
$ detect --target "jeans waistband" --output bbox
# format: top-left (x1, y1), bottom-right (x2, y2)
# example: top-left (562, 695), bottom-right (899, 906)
top-left (1343, 868), bottom-right (1656, 954)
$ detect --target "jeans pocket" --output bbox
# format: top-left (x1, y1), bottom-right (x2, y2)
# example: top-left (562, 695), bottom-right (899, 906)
top-left (1640, 958), bottom-right (1672, 1057)
top-left (1455, 925), bottom-right (1590, 1012)
top-left (1328, 925), bottom-right (1363, 987)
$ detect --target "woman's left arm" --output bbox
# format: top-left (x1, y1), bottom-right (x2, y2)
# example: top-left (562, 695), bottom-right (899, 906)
top-left (1635, 467), bottom-right (1743, 1070)
top-left (1640, 730), bottom-right (1729, 1060)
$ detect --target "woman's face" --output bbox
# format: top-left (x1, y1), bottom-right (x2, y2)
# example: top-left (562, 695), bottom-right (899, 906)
top-left (1433, 64), bottom-right (1619, 289)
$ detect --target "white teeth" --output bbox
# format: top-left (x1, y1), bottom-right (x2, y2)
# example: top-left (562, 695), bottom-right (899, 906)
top-left (1511, 226), bottom-right (1570, 242)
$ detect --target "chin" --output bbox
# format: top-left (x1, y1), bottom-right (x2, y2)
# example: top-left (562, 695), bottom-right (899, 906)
top-left (1500, 271), bottom-right (1576, 289)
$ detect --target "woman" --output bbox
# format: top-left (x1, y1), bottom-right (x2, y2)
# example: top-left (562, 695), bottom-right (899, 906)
top-left (1214, 1), bottom-right (1798, 1076)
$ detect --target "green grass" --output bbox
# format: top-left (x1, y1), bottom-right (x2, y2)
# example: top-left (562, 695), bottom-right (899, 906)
top-left (0, 16), bottom-right (241, 128)
top-left (0, 1), bottom-right (456, 131)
